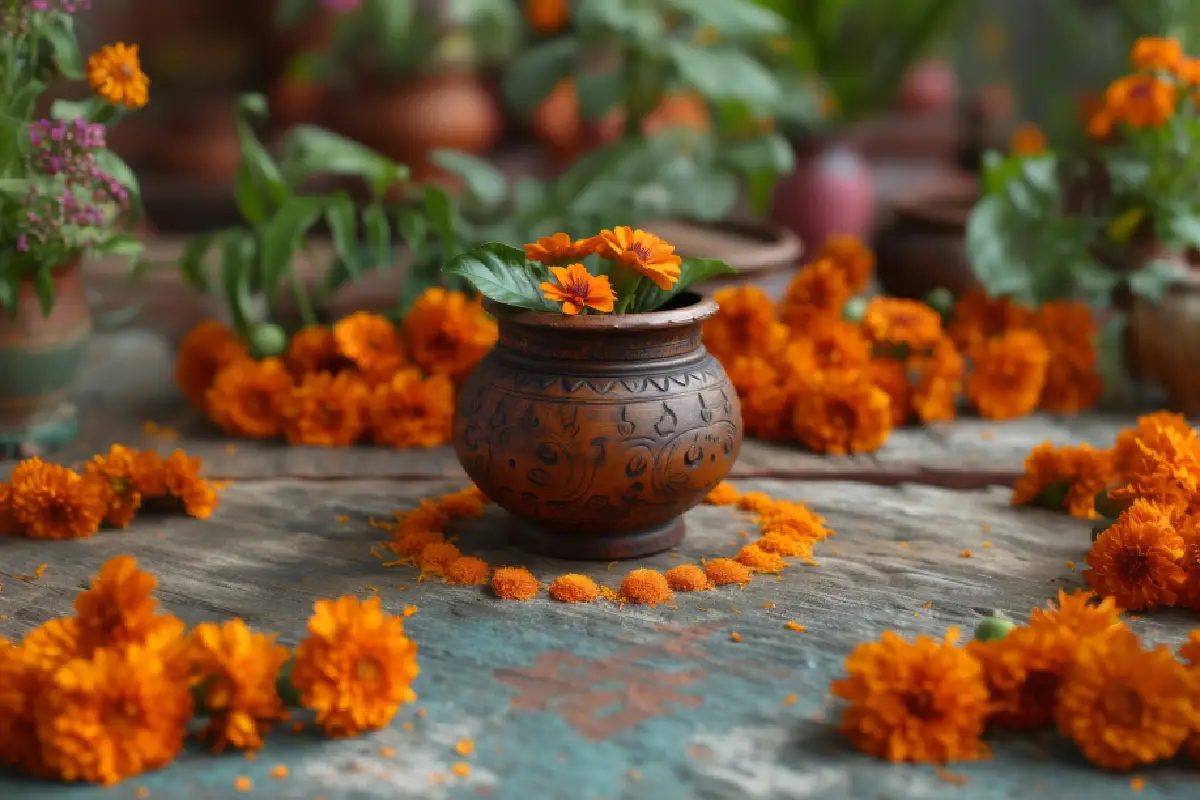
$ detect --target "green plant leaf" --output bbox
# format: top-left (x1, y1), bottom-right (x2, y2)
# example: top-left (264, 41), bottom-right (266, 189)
top-left (1166, 209), bottom-right (1200, 250)
top-left (628, 257), bottom-right (736, 313)
top-left (281, 125), bottom-right (408, 197)
top-left (666, 43), bottom-right (780, 110)
top-left (718, 132), bottom-right (795, 177)
top-left (43, 13), bottom-right (85, 80)
top-left (234, 168), bottom-right (268, 225)
top-left (324, 193), bottom-right (361, 280)
top-left (430, 149), bottom-right (508, 211)
top-left (442, 242), bottom-right (556, 311)
top-left (234, 94), bottom-right (289, 218)
top-left (34, 265), bottom-right (55, 317)
top-left (1129, 258), bottom-right (1188, 304)
top-left (362, 204), bottom-right (392, 267)
top-left (676, 169), bottom-right (739, 221)
top-left (180, 233), bottom-right (214, 292)
top-left (395, 206), bottom-right (429, 255)
top-left (502, 38), bottom-right (578, 118)
top-left (576, 69), bottom-right (624, 122)
top-left (219, 230), bottom-right (257, 334)
top-left (260, 196), bottom-right (326, 305)
top-left (660, 0), bottom-right (787, 37)
top-left (92, 149), bottom-right (144, 226)
top-left (423, 184), bottom-right (458, 258)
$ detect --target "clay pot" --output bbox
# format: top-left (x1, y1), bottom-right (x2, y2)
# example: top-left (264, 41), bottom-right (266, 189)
top-left (453, 294), bottom-right (743, 560)
top-left (0, 261), bottom-right (91, 457)
top-left (323, 71), bottom-right (503, 182)
top-left (641, 218), bottom-right (803, 299)
top-left (875, 186), bottom-right (979, 300)
top-left (770, 138), bottom-right (876, 250)
top-left (150, 94), bottom-right (242, 184)
top-left (1129, 266), bottom-right (1200, 414)
top-left (897, 59), bottom-right (959, 114)
top-left (269, 76), bottom-right (327, 133)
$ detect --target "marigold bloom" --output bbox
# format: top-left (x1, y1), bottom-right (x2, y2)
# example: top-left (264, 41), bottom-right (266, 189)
top-left (1112, 412), bottom-right (1195, 479)
top-left (1084, 500), bottom-right (1185, 610)
top-left (1110, 424), bottom-right (1200, 510)
top-left (539, 263), bottom-right (616, 315)
top-left (1010, 123), bottom-right (1047, 156)
top-left (1028, 589), bottom-right (1124, 638)
top-left (780, 318), bottom-right (871, 377)
top-left (285, 326), bottom-right (352, 377)
top-left (815, 235), bottom-right (874, 295)
top-left (74, 555), bottom-right (186, 660)
top-left (946, 288), bottom-right (1031, 357)
top-left (281, 371), bottom-right (369, 447)
top-left (20, 618), bottom-right (82, 673)
top-left (595, 227), bottom-right (682, 290)
top-left (1130, 36), bottom-right (1183, 73)
top-left (1055, 628), bottom-right (1193, 770)
top-left (292, 596), bottom-right (418, 738)
top-left (8, 458), bottom-right (108, 539)
top-left (865, 358), bottom-right (911, 427)
top-left (403, 288), bottom-right (497, 382)
top-left (333, 312), bottom-right (406, 383)
top-left (791, 371), bottom-right (892, 455)
top-left (368, 370), bottom-right (454, 448)
top-left (779, 259), bottom-right (852, 333)
top-left (525, 0), bottom-right (569, 34)
top-left (964, 329), bottom-right (1049, 421)
top-left (831, 628), bottom-right (989, 763)
top-left (161, 450), bottom-right (219, 519)
top-left (1039, 359), bottom-right (1103, 414)
top-left (704, 286), bottom-right (787, 363)
top-left (187, 619), bottom-right (290, 752)
top-left (0, 483), bottom-right (13, 534)
top-left (1105, 74), bottom-right (1176, 129)
top-left (1175, 514), bottom-right (1200, 609)
top-left (1011, 442), bottom-right (1114, 519)
top-left (725, 356), bottom-right (793, 440)
top-left (206, 358), bottom-right (292, 439)
top-left (523, 233), bottom-right (597, 264)
top-left (444, 557), bottom-right (490, 586)
top-left (87, 43), bottom-right (150, 109)
top-left (618, 569), bottom-right (672, 605)
top-left (36, 645), bottom-right (193, 785)
top-left (0, 645), bottom-right (50, 776)
top-left (129, 449), bottom-right (167, 498)
top-left (491, 567), bottom-right (539, 600)
top-left (861, 298), bottom-right (943, 351)
top-left (84, 444), bottom-right (143, 528)
top-left (548, 574), bottom-right (600, 602)
top-left (910, 337), bottom-right (963, 424)
top-left (175, 321), bottom-right (249, 410)
top-left (967, 624), bottom-right (1077, 729)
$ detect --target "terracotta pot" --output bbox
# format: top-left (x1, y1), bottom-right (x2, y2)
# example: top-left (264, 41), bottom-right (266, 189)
top-left (150, 94), bottom-right (242, 184)
top-left (0, 261), bottom-right (91, 457)
top-left (897, 59), bottom-right (959, 114)
top-left (269, 76), bottom-right (327, 132)
top-left (875, 186), bottom-right (979, 300)
top-left (323, 71), bottom-right (502, 182)
top-left (770, 139), bottom-right (876, 251)
top-left (1129, 267), bottom-right (1200, 414)
top-left (453, 294), bottom-right (743, 559)
top-left (641, 218), bottom-right (804, 299)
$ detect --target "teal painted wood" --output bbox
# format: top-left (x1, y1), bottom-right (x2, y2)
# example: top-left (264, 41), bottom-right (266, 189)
top-left (1, 479), bottom-right (1195, 799)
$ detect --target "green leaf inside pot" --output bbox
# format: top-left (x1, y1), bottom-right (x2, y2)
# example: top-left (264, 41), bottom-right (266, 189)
top-left (443, 243), bottom-right (557, 312)
top-left (628, 257), bottom-right (736, 313)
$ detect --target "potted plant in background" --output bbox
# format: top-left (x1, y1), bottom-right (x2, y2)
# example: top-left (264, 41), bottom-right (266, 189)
top-left (444, 228), bottom-right (740, 559)
top-left (751, 0), bottom-right (968, 249)
top-left (0, 6), bottom-right (146, 456)
top-left (275, 0), bottom-right (520, 181)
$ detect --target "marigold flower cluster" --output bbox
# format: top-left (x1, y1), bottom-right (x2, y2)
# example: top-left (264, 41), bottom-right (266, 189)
top-left (0, 446), bottom-right (218, 539)
top-left (0, 555), bottom-right (419, 785)
top-left (833, 590), bottom-right (1200, 771)
top-left (1088, 36), bottom-right (1198, 139)
top-left (374, 480), bottom-right (833, 605)
top-left (175, 289), bottom-right (496, 448)
top-left (701, 241), bottom-right (1104, 454)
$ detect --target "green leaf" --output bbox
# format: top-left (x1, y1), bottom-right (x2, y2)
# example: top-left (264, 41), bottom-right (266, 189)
top-left (180, 233), bottom-right (215, 292)
top-left (675, 170), bottom-right (739, 221)
top-left (503, 38), bottom-right (578, 118)
top-left (659, 0), bottom-right (787, 37)
top-left (1106, 156), bottom-right (1152, 194)
top-left (1129, 258), bottom-right (1188, 304)
top-left (362, 205), bottom-right (391, 267)
top-left (219, 230), bottom-right (257, 333)
top-left (576, 0), bottom-right (664, 38)
top-left (442, 242), bottom-right (556, 311)
top-left (234, 94), bottom-right (289, 216)
top-left (718, 132), bottom-right (794, 178)
top-left (43, 13), bottom-right (85, 80)
top-left (1070, 257), bottom-right (1121, 305)
top-left (666, 43), bottom-right (780, 110)
top-left (628, 257), bottom-right (737, 313)
top-left (234, 168), bottom-right (268, 225)
top-left (1165, 209), bottom-right (1200, 250)
top-left (281, 125), bottom-right (408, 196)
top-left (324, 193), bottom-right (361, 280)
top-left (8, 80), bottom-right (46, 120)
top-left (430, 149), bottom-right (508, 211)
top-left (0, 271), bottom-right (15, 316)
top-left (92, 149), bottom-right (144, 225)
top-left (49, 98), bottom-right (91, 122)
top-left (576, 69), bottom-right (624, 122)
top-left (260, 196), bottom-right (326, 305)
top-left (423, 184), bottom-right (458, 258)
top-left (34, 265), bottom-right (55, 317)
top-left (395, 206), bottom-right (430, 254)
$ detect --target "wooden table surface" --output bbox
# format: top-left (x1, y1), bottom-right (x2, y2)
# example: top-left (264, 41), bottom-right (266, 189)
top-left (1, 327), bottom-right (1196, 800)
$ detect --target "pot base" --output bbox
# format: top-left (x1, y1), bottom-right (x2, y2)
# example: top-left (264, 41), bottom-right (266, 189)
top-left (0, 401), bottom-right (79, 458)
top-left (508, 515), bottom-right (685, 561)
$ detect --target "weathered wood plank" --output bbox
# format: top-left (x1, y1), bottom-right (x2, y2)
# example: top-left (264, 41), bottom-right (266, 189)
top-left (0, 478), bottom-right (1193, 798)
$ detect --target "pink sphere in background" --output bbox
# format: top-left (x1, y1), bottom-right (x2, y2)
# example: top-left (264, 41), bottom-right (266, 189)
top-left (770, 141), bottom-right (876, 251)
top-left (896, 59), bottom-right (959, 114)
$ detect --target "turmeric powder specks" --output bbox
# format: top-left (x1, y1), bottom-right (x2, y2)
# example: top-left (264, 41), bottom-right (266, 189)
top-left (618, 569), bottom-right (672, 606)
top-left (665, 564), bottom-right (712, 592)
top-left (492, 568), bottom-right (539, 600)
top-left (549, 574), bottom-right (600, 603)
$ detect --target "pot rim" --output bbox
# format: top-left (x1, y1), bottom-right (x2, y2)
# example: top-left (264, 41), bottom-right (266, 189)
top-left (892, 186), bottom-right (978, 228)
top-left (483, 291), bottom-right (718, 331)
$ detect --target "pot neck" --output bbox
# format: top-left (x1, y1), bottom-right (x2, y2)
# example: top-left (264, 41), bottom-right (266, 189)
top-left (493, 317), bottom-right (707, 369)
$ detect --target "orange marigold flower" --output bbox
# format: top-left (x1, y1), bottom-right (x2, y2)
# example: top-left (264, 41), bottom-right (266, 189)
top-left (618, 569), bottom-right (672, 606)
top-left (910, 337), bottom-right (963, 424)
top-left (791, 371), bottom-right (893, 455)
top-left (73, 555), bottom-right (187, 661)
top-left (0, 645), bottom-right (52, 777)
top-left (84, 444), bottom-right (143, 528)
top-left (1130, 36), bottom-right (1183, 73)
top-left (36, 644), bottom-right (193, 785)
top-left (333, 312), bottom-right (406, 382)
top-left (1112, 411), bottom-right (1195, 479)
top-left (129, 449), bottom-right (167, 498)
top-left (292, 596), bottom-right (418, 737)
top-left (1105, 74), bottom-right (1176, 129)
top-left (967, 624), bottom-right (1078, 729)
top-left (1055, 627), bottom-right (1193, 770)
top-left (865, 358), bottom-right (911, 427)
top-left (861, 298), bottom-right (943, 351)
top-left (444, 556), bottom-right (490, 586)
top-left (368, 370), bottom-right (454, 448)
top-left (548, 574), bottom-right (600, 603)
top-left (1010, 122), bottom-right (1047, 156)
top-left (87, 42), bottom-right (150, 109)
top-left (491, 567), bottom-right (539, 600)
top-left (161, 450), bottom-right (219, 519)
top-left (964, 329), bottom-right (1049, 421)
top-left (539, 263), bottom-right (616, 315)
top-left (1110, 421), bottom-right (1200, 510)
top-left (831, 628), bottom-right (989, 763)
top-left (20, 618), bottom-right (82, 673)
top-left (403, 288), bottom-right (497, 382)
top-left (523, 233), bottom-right (598, 264)
top-left (705, 286), bottom-right (788, 363)
top-left (725, 356), bottom-right (793, 440)
top-left (1028, 588), bottom-right (1124, 638)
top-left (1175, 514), bottom-right (1200, 610)
top-left (8, 458), bottom-right (108, 540)
top-left (285, 326), bottom-right (352, 377)
top-left (1011, 442), bottom-right (1115, 519)
top-left (187, 618), bottom-right (290, 752)
top-left (779, 318), bottom-right (871, 378)
top-left (525, 0), bottom-right (570, 34)
top-left (0, 482), bottom-right (13, 534)
top-left (946, 288), bottom-right (1031, 357)
top-left (815, 235), bottom-right (874, 295)
top-left (779, 259), bottom-right (852, 333)
top-left (206, 358), bottom-right (292, 439)
top-left (595, 227), bottom-right (682, 290)
top-left (1178, 56), bottom-right (1200, 85)
top-left (1083, 500), bottom-right (1185, 610)
top-left (175, 320), bottom-right (249, 410)
top-left (281, 371), bottom-right (369, 447)
top-left (1039, 358), bottom-right (1103, 414)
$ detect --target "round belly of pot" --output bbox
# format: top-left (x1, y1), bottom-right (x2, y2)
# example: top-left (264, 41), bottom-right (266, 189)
top-left (0, 262), bottom-right (92, 457)
top-left (1129, 269), bottom-right (1200, 415)
top-left (453, 295), bottom-right (743, 560)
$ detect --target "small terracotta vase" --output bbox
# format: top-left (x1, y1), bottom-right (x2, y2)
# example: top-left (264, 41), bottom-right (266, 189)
top-left (770, 138), bottom-right (876, 251)
top-left (324, 71), bottom-right (503, 182)
top-left (1129, 266), bottom-right (1200, 414)
top-left (874, 184), bottom-right (979, 300)
top-left (453, 294), bottom-right (743, 560)
top-left (0, 261), bottom-right (91, 457)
